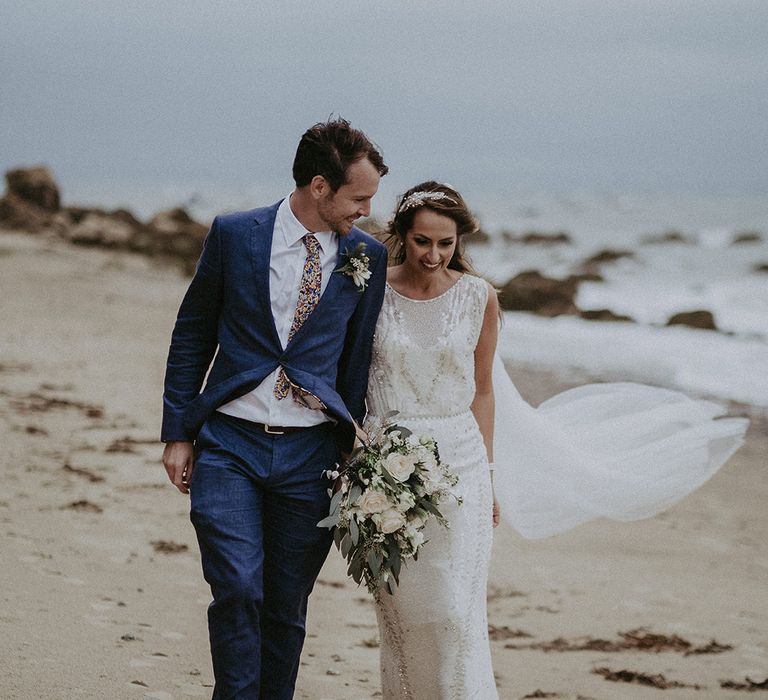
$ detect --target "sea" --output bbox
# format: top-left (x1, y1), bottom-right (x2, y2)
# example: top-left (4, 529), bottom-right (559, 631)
top-left (63, 182), bottom-right (768, 411)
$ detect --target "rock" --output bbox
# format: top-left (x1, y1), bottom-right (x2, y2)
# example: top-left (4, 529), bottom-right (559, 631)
top-left (498, 270), bottom-right (579, 317)
top-left (641, 230), bottom-right (694, 245)
top-left (583, 248), bottom-right (634, 265)
top-left (567, 272), bottom-right (604, 284)
top-left (145, 207), bottom-right (207, 262)
top-left (148, 206), bottom-right (198, 233)
top-left (5, 166), bottom-right (60, 211)
top-left (666, 310), bottom-right (717, 331)
top-left (754, 262), bottom-right (768, 273)
top-left (63, 210), bottom-right (140, 248)
top-left (500, 230), bottom-right (571, 245)
top-left (580, 309), bottom-right (634, 322)
top-left (732, 230), bottom-right (763, 245)
top-left (0, 193), bottom-right (52, 231)
top-left (467, 228), bottom-right (491, 245)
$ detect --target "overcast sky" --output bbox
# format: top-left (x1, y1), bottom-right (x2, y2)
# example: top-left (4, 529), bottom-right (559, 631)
top-left (1, 0), bottom-right (766, 219)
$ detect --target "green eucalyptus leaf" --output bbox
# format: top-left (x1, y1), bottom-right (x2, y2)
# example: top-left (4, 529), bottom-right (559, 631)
top-left (348, 556), bottom-right (363, 583)
top-left (340, 532), bottom-right (352, 559)
top-left (317, 512), bottom-right (340, 529)
top-left (329, 488), bottom-right (344, 514)
top-left (380, 469), bottom-right (398, 488)
top-left (367, 549), bottom-right (383, 577)
top-left (420, 499), bottom-right (443, 518)
top-left (348, 484), bottom-right (363, 504)
top-left (349, 517), bottom-right (359, 546)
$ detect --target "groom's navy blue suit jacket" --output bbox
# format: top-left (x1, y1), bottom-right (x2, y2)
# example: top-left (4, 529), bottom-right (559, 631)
top-left (161, 201), bottom-right (387, 448)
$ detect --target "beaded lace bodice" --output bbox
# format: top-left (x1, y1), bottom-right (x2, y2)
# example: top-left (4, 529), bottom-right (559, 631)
top-left (367, 274), bottom-right (488, 419)
top-left (367, 273), bottom-right (497, 699)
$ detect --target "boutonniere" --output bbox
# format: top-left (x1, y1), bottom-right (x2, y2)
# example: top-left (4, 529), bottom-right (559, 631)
top-left (336, 242), bottom-right (371, 292)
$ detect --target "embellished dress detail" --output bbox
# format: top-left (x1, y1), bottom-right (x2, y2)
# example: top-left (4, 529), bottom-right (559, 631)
top-left (367, 274), bottom-right (498, 700)
top-left (365, 272), bottom-right (747, 700)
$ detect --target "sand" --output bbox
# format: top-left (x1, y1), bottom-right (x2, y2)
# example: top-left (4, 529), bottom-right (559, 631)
top-left (1, 230), bottom-right (766, 699)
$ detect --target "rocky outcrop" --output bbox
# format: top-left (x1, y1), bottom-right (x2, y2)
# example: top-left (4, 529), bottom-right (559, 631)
top-left (0, 167), bottom-right (209, 274)
top-left (501, 230), bottom-right (571, 245)
top-left (583, 248), bottom-right (634, 265)
top-left (732, 231), bottom-right (762, 245)
top-left (6, 166), bottom-right (60, 212)
top-left (641, 230), bottom-right (694, 245)
top-left (579, 309), bottom-right (634, 322)
top-left (498, 270), bottom-right (579, 317)
top-left (0, 192), bottom-right (52, 232)
top-left (59, 208), bottom-right (143, 248)
top-left (666, 310), bottom-right (717, 331)
top-left (0, 166), bottom-right (61, 232)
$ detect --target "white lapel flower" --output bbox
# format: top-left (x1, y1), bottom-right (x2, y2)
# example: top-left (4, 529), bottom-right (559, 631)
top-left (336, 242), bottom-right (371, 291)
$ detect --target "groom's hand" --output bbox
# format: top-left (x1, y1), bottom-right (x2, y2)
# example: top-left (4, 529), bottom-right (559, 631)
top-left (162, 440), bottom-right (194, 494)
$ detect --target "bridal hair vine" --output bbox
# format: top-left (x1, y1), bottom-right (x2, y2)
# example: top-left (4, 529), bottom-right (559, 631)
top-left (398, 190), bottom-right (457, 214)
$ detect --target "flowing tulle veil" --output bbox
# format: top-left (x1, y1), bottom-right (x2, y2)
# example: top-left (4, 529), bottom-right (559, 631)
top-left (491, 354), bottom-right (749, 539)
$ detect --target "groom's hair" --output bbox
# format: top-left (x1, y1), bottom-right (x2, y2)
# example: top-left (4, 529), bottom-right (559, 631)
top-left (293, 117), bottom-right (388, 191)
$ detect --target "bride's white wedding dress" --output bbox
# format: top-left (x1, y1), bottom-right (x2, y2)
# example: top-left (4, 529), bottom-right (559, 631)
top-left (365, 273), bottom-right (747, 700)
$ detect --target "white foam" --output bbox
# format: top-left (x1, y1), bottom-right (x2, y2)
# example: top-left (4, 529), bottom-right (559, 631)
top-left (498, 313), bottom-right (768, 408)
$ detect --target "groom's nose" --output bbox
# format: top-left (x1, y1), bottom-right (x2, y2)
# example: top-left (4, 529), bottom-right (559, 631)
top-left (357, 201), bottom-right (371, 217)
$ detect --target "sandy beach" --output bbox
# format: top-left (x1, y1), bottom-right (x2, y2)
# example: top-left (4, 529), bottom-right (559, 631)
top-left (1, 230), bottom-right (766, 699)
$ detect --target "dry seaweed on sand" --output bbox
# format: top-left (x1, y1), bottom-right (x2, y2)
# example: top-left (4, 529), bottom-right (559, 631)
top-left (506, 627), bottom-right (732, 655)
top-left (10, 391), bottom-right (104, 418)
top-left (720, 677), bottom-right (768, 691)
top-left (592, 666), bottom-right (703, 690)
top-left (62, 499), bottom-right (103, 513)
top-left (62, 464), bottom-right (105, 482)
top-left (150, 540), bottom-right (188, 554)
top-left (488, 624), bottom-right (533, 641)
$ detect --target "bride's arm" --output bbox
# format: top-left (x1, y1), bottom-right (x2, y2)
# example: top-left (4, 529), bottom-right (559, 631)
top-left (470, 282), bottom-right (500, 525)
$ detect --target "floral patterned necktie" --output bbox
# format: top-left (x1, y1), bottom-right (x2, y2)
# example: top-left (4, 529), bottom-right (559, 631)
top-left (273, 233), bottom-right (322, 401)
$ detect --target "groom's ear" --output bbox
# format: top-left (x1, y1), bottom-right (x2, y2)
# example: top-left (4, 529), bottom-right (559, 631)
top-left (309, 175), bottom-right (331, 200)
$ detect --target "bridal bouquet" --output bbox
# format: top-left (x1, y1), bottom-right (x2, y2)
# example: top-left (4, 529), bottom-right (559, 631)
top-left (318, 413), bottom-right (460, 596)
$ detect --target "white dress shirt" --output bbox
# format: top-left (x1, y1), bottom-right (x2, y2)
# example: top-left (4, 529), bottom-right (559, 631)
top-left (217, 195), bottom-right (339, 426)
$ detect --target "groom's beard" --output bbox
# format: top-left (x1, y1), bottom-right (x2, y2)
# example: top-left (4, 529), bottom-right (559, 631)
top-left (317, 196), bottom-right (357, 236)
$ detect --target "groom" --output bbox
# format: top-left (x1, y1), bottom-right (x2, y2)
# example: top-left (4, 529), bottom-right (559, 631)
top-left (161, 118), bottom-right (388, 699)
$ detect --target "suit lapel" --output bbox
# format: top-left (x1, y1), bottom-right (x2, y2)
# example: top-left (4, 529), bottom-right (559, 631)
top-left (250, 204), bottom-right (282, 349)
top-left (285, 230), bottom-right (361, 349)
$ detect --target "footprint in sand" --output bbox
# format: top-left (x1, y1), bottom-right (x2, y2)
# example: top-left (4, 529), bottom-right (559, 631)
top-left (160, 631), bottom-right (186, 641)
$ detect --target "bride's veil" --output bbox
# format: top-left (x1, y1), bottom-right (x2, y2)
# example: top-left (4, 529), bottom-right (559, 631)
top-left (491, 354), bottom-right (748, 539)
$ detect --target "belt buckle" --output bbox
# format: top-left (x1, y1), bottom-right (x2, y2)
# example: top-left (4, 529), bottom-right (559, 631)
top-left (263, 424), bottom-right (285, 435)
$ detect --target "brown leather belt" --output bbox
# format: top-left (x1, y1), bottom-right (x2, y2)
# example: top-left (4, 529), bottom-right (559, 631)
top-left (253, 423), bottom-right (307, 435)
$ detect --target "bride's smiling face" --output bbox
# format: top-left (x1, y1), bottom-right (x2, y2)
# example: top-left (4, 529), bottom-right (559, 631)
top-left (402, 209), bottom-right (458, 276)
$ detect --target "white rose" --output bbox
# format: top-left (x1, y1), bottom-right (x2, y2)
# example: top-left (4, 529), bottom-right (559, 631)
top-left (419, 452), bottom-right (438, 472)
top-left (384, 452), bottom-right (416, 482)
top-left (422, 472), bottom-right (444, 496)
top-left (405, 524), bottom-right (425, 549)
top-left (357, 489), bottom-right (390, 515)
top-left (398, 490), bottom-right (416, 510)
top-left (377, 508), bottom-right (406, 534)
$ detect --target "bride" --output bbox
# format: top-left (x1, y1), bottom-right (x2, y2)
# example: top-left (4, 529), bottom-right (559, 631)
top-left (364, 181), bottom-right (748, 699)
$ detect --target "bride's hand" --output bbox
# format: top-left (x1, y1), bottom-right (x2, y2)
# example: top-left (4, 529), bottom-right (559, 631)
top-left (492, 495), bottom-right (500, 528)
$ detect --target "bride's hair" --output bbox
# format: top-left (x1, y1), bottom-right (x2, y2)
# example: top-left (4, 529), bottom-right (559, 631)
top-left (385, 181), bottom-right (478, 274)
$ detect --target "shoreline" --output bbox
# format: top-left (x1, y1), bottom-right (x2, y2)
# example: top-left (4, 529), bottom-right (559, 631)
top-left (1, 231), bottom-right (765, 699)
